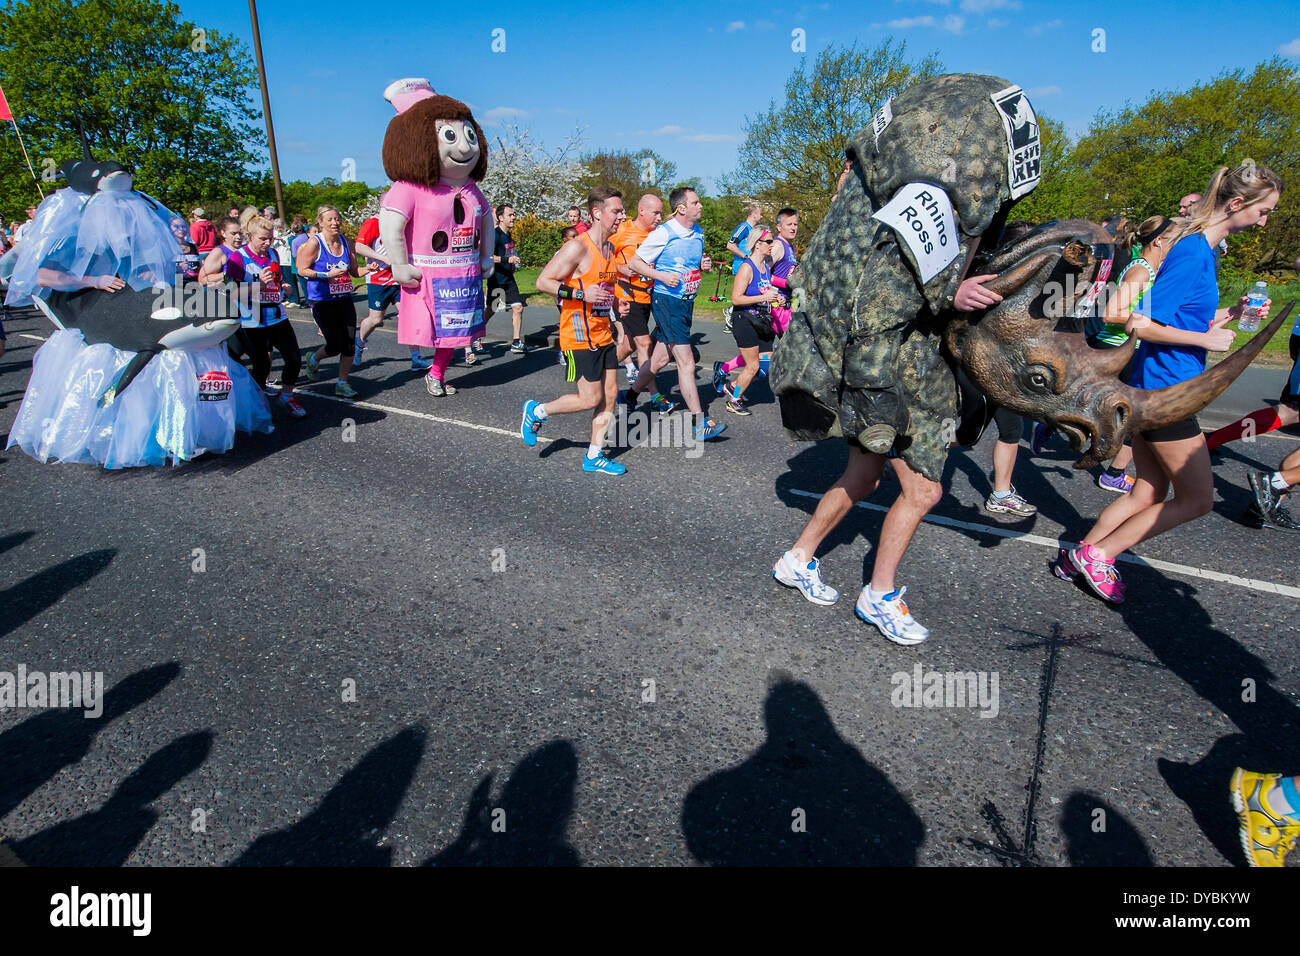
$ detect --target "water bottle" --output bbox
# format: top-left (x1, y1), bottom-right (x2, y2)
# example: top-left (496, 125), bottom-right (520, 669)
top-left (1240, 281), bottom-right (1266, 332)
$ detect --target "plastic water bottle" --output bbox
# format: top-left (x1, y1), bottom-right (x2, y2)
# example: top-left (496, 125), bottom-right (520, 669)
top-left (1240, 281), bottom-right (1266, 332)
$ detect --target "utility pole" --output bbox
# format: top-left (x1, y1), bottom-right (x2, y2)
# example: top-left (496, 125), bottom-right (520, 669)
top-left (248, 0), bottom-right (286, 224)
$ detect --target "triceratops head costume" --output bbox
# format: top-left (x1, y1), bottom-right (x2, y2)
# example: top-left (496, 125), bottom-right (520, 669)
top-left (771, 73), bottom-right (1291, 479)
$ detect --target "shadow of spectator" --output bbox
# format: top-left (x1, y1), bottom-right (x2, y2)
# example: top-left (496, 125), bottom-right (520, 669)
top-left (0, 531), bottom-right (35, 557)
top-left (0, 549), bottom-right (115, 639)
top-left (0, 662), bottom-right (182, 822)
top-left (682, 677), bottom-right (923, 865)
top-left (1060, 792), bottom-right (1153, 866)
top-left (427, 739), bottom-right (580, 866)
top-left (231, 726), bottom-right (426, 866)
top-left (11, 730), bottom-right (212, 866)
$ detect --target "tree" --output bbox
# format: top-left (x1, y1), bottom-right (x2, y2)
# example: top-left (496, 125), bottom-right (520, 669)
top-left (478, 122), bottom-right (589, 221)
top-left (0, 0), bottom-right (262, 214)
top-left (725, 39), bottom-right (943, 238)
top-left (579, 149), bottom-right (679, 205)
top-left (1001, 116), bottom-right (1085, 227)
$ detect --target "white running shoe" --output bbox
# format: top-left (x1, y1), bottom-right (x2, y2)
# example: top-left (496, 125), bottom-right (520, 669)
top-left (855, 586), bottom-right (929, 645)
top-left (773, 551), bottom-right (839, 606)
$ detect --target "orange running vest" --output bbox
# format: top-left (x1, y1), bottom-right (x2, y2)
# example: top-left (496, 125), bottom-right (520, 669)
top-left (559, 232), bottom-right (618, 351)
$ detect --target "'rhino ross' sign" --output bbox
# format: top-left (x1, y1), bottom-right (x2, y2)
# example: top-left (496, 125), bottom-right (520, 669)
top-left (871, 183), bottom-right (959, 283)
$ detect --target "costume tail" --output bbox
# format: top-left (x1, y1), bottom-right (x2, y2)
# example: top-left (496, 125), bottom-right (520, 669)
top-left (98, 348), bottom-right (161, 407)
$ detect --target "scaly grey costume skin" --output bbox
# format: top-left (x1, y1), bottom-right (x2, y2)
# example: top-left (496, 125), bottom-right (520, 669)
top-left (772, 73), bottom-right (1031, 482)
top-left (772, 73), bottom-right (1294, 480)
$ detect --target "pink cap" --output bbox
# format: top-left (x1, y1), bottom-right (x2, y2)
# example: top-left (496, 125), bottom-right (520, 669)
top-left (384, 78), bottom-right (436, 114)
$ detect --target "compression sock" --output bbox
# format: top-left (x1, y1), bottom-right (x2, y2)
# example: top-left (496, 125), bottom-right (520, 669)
top-left (721, 356), bottom-right (745, 373)
top-left (1205, 408), bottom-right (1284, 450)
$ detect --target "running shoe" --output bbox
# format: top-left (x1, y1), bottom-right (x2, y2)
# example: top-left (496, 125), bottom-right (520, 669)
top-left (1053, 546), bottom-right (1080, 582)
top-left (425, 376), bottom-right (456, 397)
top-left (302, 350), bottom-right (320, 381)
top-left (624, 363), bottom-right (639, 383)
top-left (263, 385), bottom-right (279, 398)
top-left (1097, 471), bottom-right (1135, 494)
top-left (582, 453), bottom-right (626, 476)
top-left (712, 361), bottom-right (728, 394)
top-left (1231, 768), bottom-right (1300, 868)
top-left (510, 340), bottom-right (530, 354)
top-left (1069, 543), bottom-right (1125, 603)
top-left (464, 350), bottom-right (479, 367)
top-left (855, 586), bottom-right (929, 645)
top-left (1249, 470), bottom-right (1282, 516)
top-left (1261, 505), bottom-right (1300, 533)
top-left (335, 381), bottom-right (357, 399)
top-left (694, 418), bottom-right (726, 441)
top-left (1031, 422), bottom-right (1052, 455)
top-left (985, 486), bottom-right (1037, 517)
top-left (353, 336), bottom-right (366, 365)
top-left (278, 394), bottom-right (306, 418)
top-left (649, 393), bottom-right (678, 415)
top-left (772, 551), bottom-right (838, 606)
top-left (410, 354), bottom-right (433, 372)
top-left (521, 399), bottom-right (544, 446)
top-left (722, 306), bottom-right (734, 334)
top-left (472, 339), bottom-right (486, 354)
top-left (618, 389), bottom-right (638, 413)
top-left (725, 398), bottom-right (751, 416)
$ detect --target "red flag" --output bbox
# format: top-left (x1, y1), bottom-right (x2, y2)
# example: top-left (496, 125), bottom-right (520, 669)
top-left (0, 85), bottom-right (11, 122)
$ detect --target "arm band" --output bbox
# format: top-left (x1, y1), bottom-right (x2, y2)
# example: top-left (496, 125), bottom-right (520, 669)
top-left (556, 283), bottom-right (583, 301)
top-left (770, 275), bottom-right (788, 289)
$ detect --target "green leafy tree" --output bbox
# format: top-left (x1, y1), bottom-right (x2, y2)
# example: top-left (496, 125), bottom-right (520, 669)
top-left (0, 0), bottom-right (261, 215)
top-left (724, 39), bottom-right (943, 240)
top-left (1002, 115), bottom-right (1085, 227)
top-left (579, 149), bottom-right (679, 206)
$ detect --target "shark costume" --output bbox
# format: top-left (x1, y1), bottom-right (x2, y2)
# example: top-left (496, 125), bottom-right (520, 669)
top-left (4, 142), bottom-right (272, 468)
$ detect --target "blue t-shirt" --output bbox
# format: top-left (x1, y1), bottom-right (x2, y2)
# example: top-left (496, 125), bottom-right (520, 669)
top-left (1129, 233), bottom-right (1220, 390)
top-left (636, 219), bottom-right (706, 300)
top-left (729, 222), bottom-right (752, 269)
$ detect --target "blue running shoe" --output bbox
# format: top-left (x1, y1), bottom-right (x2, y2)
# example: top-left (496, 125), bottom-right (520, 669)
top-left (353, 336), bottom-right (366, 365)
top-left (694, 417), bottom-right (727, 440)
top-left (410, 354), bottom-right (433, 372)
top-left (521, 399), bottom-right (544, 446)
top-left (582, 453), bottom-right (626, 476)
top-left (712, 361), bottom-right (728, 394)
top-left (618, 389), bottom-right (638, 413)
top-left (649, 393), bottom-right (678, 415)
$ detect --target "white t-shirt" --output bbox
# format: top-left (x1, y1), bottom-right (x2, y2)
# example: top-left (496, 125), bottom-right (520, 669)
top-left (13, 220), bottom-right (33, 243)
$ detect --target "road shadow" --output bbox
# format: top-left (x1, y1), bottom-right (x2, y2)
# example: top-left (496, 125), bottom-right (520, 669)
top-left (0, 531), bottom-right (35, 557)
top-left (1115, 573), bottom-right (1298, 865)
top-left (426, 739), bottom-right (580, 867)
top-left (0, 662), bottom-right (182, 823)
top-left (11, 730), bottom-right (213, 866)
top-left (1060, 792), bottom-right (1154, 866)
top-left (231, 726), bottom-right (426, 866)
top-left (682, 676), bottom-right (923, 865)
top-left (774, 443), bottom-right (894, 567)
top-left (942, 431), bottom-right (1084, 540)
top-left (0, 548), bottom-right (115, 639)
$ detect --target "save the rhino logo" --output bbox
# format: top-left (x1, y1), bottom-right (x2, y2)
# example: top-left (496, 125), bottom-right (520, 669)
top-left (991, 85), bottom-right (1041, 199)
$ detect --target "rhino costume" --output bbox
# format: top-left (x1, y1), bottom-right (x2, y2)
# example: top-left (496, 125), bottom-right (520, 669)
top-left (772, 73), bottom-right (1043, 482)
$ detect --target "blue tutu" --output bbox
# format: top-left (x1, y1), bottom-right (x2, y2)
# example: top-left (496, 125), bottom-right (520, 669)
top-left (7, 329), bottom-right (274, 468)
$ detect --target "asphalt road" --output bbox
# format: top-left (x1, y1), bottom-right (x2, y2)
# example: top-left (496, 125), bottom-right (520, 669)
top-left (0, 299), bottom-right (1297, 867)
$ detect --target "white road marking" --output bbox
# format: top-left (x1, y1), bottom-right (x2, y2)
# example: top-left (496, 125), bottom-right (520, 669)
top-left (298, 388), bottom-right (555, 444)
top-left (787, 488), bottom-right (1300, 599)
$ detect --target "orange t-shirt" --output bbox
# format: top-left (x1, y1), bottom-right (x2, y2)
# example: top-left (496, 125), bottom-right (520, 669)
top-left (559, 233), bottom-right (617, 351)
top-left (610, 220), bottom-right (653, 305)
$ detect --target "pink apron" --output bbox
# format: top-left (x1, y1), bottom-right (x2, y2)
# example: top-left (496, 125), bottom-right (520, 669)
top-left (383, 180), bottom-right (487, 349)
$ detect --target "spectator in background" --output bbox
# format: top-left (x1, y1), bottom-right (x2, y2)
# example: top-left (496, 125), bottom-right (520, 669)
top-left (726, 204), bottom-right (762, 274)
top-left (567, 205), bottom-right (589, 234)
top-left (171, 216), bottom-right (201, 282)
top-left (289, 220), bottom-right (315, 306)
top-left (190, 208), bottom-right (217, 253)
top-left (270, 223), bottom-right (299, 306)
top-left (561, 226), bottom-right (578, 244)
top-left (488, 203), bottom-right (528, 355)
top-left (1179, 192), bottom-right (1202, 218)
top-left (227, 206), bottom-right (240, 220)
top-left (0, 216), bottom-right (11, 253)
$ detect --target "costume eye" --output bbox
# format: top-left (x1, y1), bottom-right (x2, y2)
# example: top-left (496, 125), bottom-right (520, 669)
top-left (1024, 365), bottom-right (1056, 393)
top-left (463, 126), bottom-right (477, 146)
top-left (440, 126), bottom-right (458, 145)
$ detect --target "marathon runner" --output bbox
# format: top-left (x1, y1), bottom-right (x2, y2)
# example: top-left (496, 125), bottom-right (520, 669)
top-left (520, 187), bottom-right (630, 475)
top-left (488, 203), bottom-right (530, 355)
top-left (610, 193), bottom-right (663, 383)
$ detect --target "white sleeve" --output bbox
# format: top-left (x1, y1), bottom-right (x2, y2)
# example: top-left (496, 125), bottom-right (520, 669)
top-left (635, 226), bottom-right (670, 265)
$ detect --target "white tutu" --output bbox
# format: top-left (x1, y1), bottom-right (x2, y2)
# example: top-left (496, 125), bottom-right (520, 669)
top-left (7, 329), bottom-right (274, 468)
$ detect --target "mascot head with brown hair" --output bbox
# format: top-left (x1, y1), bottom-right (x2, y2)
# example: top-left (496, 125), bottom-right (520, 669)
top-left (382, 78), bottom-right (488, 188)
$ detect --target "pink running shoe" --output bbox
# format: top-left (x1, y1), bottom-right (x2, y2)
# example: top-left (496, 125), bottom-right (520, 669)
top-left (1069, 543), bottom-right (1125, 603)
top-left (1053, 547), bottom-right (1080, 581)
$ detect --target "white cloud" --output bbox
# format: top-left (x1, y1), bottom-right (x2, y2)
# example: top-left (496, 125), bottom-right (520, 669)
top-left (1026, 18), bottom-right (1062, 35)
top-left (481, 106), bottom-right (530, 126)
top-left (987, 17), bottom-right (1008, 27)
top-left (960, 0), bottom-right (1020, 10)
top-left (624, 125), bottom-right (738, 144)
top-left (681, 132), bottom-right (740, 143)
top-left (1281, 38), bottom-right (1300, 56)
top-left (652, 125), bottom-right (688, 137)
top-left (726, 20), bottom-right (745, 31)
top-left (1026, 85), bottom-right (1062, 97)
top-left (886, 15), bottom-right (936, 27)
top-left (943, 14), bottom-right (964, 32)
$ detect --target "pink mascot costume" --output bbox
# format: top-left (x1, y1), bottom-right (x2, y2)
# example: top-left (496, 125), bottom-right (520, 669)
top-left (378, 78), bottom-right (493, 397)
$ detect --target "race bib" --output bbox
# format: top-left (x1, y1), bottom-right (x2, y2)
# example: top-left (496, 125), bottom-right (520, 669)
top-left (990, 85), bottom-right (1041, 199)
top-left (871, 183), bottom-right (959, 283)
top-left (681, 268), bottom-right (702, 298)
top-left (328, 274), bottom-right (353, 297)
top-left (451, 225), bottom-right (475, 254)
top-left (871, 98), bottom-right (893, 146)
top-left (259, 283), bottom-right (282, 304)
top-left (197, 370), bottom-right (232, 402)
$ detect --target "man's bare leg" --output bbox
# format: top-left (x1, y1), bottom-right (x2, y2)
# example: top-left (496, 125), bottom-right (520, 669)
top-left (790, 446), bottom-right (884, 563)
top-left (870, 456), bottom-right (943, 592)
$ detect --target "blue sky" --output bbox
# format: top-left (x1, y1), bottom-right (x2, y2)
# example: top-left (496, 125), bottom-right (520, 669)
top-left (178, 0), bottom-right (1300, 193)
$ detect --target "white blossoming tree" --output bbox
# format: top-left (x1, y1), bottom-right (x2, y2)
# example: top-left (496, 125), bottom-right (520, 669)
top-left (479, 122), bottom-right (590, 220)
